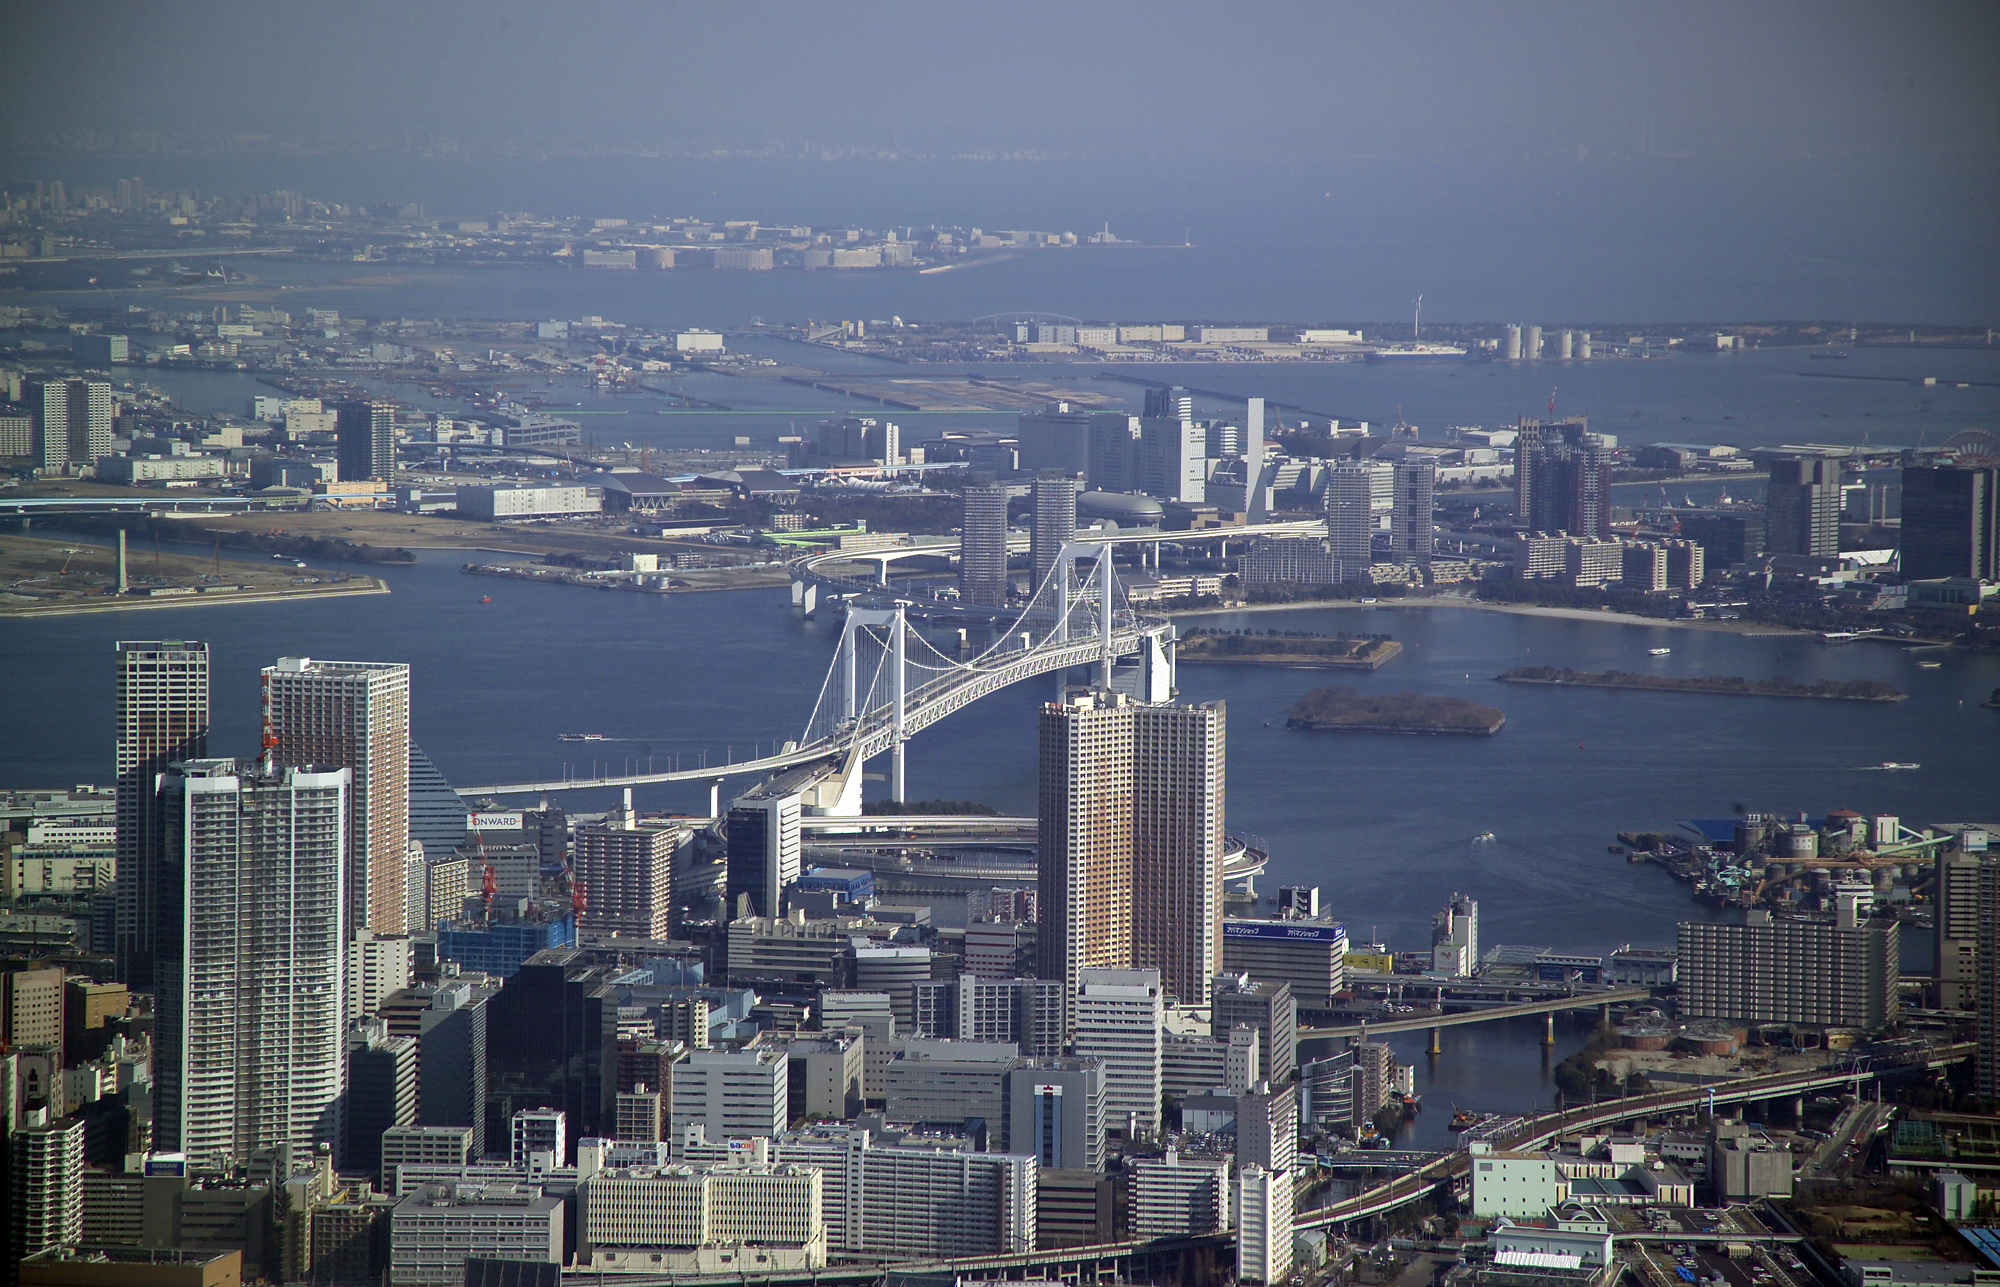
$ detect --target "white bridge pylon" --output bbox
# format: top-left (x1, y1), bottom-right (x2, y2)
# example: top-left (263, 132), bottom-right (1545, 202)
top-left (459, 542), bottom-right (1173, 799)
top-left (801, 540), bottom-right (1173, 808)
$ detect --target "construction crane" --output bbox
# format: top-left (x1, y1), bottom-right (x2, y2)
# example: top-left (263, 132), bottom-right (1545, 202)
top-left (56, 548), bottom-right (79, 575)
top-left (472, 824), bottom-right (498, 923)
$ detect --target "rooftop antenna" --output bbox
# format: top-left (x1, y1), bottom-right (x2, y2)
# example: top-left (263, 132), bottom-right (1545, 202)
top-left (1413, 294), bottom-right (1423, 341)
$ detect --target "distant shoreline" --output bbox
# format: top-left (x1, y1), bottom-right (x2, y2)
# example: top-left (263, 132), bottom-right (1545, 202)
top-left (0, 579), bottom-right (389, 618)
top-left (1496, 667), bottom-right (1906, 702)
top-left (1173, 596), bottom-right (1813, 638)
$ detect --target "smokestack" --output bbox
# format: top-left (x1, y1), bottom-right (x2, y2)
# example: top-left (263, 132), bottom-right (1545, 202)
top-left (117, 529), bottom-right (128, 594)
top-left (622, 786), bottom-right (634, 828)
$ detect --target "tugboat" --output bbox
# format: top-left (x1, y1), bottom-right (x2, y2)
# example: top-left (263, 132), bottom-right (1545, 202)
top-left (1449, 1108), bottom-right (1480, 1131)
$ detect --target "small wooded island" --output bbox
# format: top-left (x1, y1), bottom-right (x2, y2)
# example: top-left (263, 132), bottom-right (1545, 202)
top-left (1285, 686), bottom-right (1507, 735)
top-left (1180, 631), bottom-right (1402, 669)
top-left (1496, 666), bottom-right (1906, 702)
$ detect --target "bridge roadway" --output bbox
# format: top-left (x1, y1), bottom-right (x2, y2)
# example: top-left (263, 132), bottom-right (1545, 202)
top-left (1299, 988), bottom-right (1655, 1040)
top-left (1295, 1043), bottom-right (1974, 1229)
top-left (460, 616), bottom-right (1161, 796)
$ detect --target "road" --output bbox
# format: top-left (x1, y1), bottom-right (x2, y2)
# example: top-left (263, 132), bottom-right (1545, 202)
top-left (1298, 1045), bottom-right (1972, 1228)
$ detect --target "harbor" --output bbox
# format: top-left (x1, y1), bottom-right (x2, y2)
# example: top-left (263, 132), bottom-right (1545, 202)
top-left (1616, 807), bottom-right (1971, 918)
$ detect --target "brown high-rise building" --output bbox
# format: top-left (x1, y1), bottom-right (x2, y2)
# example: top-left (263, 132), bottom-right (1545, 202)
top-left (115, 640), bottom-right (210, 987)
top-left (573, 807), bottom-right (682, 941)
top-left (1037, 691), bottom-right (1225, 1009)
top-left (263, 657), bottom-right (411, 935)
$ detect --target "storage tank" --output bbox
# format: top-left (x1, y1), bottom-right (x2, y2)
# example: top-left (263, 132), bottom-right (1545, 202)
top-left (1523, 325), bottom-right (1543, 360)
top-left (1503, 325), bottom-right (1523, 361)
top-left (1735, 815), bottom-right (1769, 855)
top-left (1783, 825), bottom-right (1819, 860)
top-left (1555, 329), bottom-right (1575, 360)
top-left (1576, 331), bottom-right (1592, 360)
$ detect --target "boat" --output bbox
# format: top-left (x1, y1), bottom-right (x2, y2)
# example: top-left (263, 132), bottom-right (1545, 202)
top-left (1474, 831), bottom-right (1496, 842)
top-left (480, 596), bottom-right (492, 604)
top-left (1365, 342), bottom-right (1470, 364)
top-left (1608, 845), bottom-right (1625, 855)
top-left (1649, 647), bottom-right (1672, 655)
top-left (1808, 350), bottom-right (1850, 360)
top-left (1881, 761), bottom-right (1919, 771)
top-left (1917, 660), bottom-right (1942, 669)
top-left (1449, 1109), bottom-right (1480, 1131)
top-left (559, 733), bottom-right (608, 742)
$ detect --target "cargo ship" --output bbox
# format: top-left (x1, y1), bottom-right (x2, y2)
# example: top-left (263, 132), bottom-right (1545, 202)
top-left (1365, 342), bottom-right (1470, 364)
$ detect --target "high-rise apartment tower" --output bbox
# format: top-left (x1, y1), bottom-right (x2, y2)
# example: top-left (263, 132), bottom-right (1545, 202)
top-left (114, 640), bottom-right (210, 986)
top-left (1037, 691), bottom-right (1225, 1008)
top-left (155, 760), bottom-right (349, 1169)
top-left (334, 399), bottom-right (397, 482)
top-left (263, 657), bottom-right (411, 935)
top-left (959, 484), bottom-right (1010, 607)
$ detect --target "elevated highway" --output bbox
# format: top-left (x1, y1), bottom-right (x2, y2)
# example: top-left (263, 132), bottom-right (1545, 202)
top-left (1300, 988), bottom-right (1656, 1043)
top-left (1296, 1042), bottom-right (1974, 1229)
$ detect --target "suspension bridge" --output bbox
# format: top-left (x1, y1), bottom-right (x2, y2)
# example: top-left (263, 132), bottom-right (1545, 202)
top-left (461, 541), bottom-right (1175, 808)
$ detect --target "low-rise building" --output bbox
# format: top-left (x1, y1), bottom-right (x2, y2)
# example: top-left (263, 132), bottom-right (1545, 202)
top-left (1470, 1148), bottom-right (1567, 1219)
top-left (1220, 919), bottom-right (1347, 1008)
top-left (578, 1162), bottom-right (826, 1274)
top-left (387, 1182), bottom-right (562, 1286)
top-left (456, 483), bottom-right (601, 520)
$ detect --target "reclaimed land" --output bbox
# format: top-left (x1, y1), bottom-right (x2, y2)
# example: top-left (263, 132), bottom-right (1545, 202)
top-left (1180, 632), bottom-right (1402, 669)
top-left (1285, 686), bottom-right (1506, 735)
top-left (0, 533), bottom-right (386, 617)
top-left (1496, 666), bottom-right (1905, 702)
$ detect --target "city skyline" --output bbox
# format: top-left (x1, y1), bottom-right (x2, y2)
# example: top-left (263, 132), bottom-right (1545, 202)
top-left (3, 6), bottom-right (1996, 1283)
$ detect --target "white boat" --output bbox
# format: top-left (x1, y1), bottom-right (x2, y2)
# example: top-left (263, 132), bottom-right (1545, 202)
top-left (1649, 647), bottom-right (1672, 656)
top-left (1881, 761), bottom-right (1919, 771)
top-left (1474, 831), bottom-right (1496, 842)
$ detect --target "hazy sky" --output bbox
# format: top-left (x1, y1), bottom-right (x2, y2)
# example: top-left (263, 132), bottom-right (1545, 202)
top-left (6, 1), bottom-right (1996, 160)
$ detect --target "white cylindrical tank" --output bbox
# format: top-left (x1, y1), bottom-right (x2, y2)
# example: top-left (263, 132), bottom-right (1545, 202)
top-left (1555, 329), bottom-right (1575, 360)
top-left (1503, 325), bottom-right (1522, 361)
top-left (1576, 331), bottom-right (1592, 360)
top-left (1523, 324), bottom-right (1543, 360)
